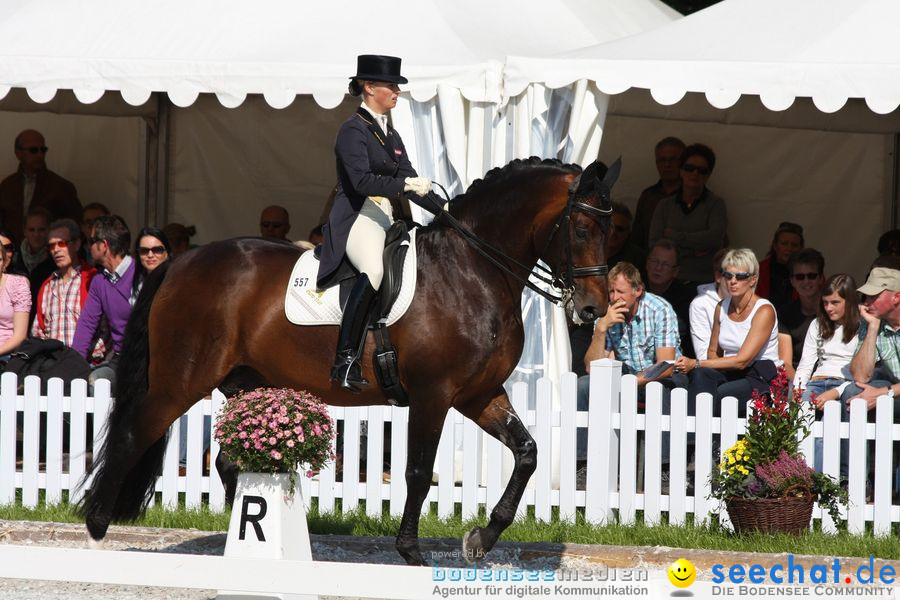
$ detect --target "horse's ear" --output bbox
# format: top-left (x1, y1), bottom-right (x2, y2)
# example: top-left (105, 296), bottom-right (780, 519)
top-left (601, 157), bottom-right (622, 190)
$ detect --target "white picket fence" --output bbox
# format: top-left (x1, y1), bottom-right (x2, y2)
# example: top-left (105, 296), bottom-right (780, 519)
top-left (1, 361), bottom-right (898, 535)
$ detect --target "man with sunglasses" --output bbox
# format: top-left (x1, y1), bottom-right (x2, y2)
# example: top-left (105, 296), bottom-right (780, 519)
top-left (71, 215), bottom-right (134, 391)
top-left (0, 129), bottom-right (82, 243)
top-left (31, 218), bottom-right (104, 355)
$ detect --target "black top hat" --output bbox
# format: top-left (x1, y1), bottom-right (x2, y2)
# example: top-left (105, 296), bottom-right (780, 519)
top-left (350, 54), bottom-right (408, 85)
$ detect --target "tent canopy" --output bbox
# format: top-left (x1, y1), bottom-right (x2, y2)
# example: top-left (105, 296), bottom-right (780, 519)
top-left (505, 0), bottom-right (900, 115)
top-left (0, 0), bottom-right (677, 110)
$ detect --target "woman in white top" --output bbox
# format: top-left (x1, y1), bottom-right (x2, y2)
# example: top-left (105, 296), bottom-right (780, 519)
top-left (792, 273), bottom-right (860, 409)
top-left (675, 248), bottom-right (781, 415)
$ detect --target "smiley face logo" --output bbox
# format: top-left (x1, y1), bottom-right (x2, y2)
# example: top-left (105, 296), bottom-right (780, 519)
top-left (668, 558), bottom-right (696, 588)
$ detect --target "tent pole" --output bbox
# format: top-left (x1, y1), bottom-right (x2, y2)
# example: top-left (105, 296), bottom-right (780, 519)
top-left (143, 93), bottom-right (170, 227)
top-left (892, 133), bottom-right (900, 230)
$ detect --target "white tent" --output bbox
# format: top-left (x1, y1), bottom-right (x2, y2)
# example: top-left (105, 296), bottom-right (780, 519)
top-left (0, 0), bottom-right (679, 407)
top-left (0, 0), bottom-right (678, 238)
top-left (506, 0), bottom-right (900, 280)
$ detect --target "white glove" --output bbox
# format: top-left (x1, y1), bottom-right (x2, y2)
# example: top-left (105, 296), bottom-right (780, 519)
top-left (404, 177), bottom-right (432, 197)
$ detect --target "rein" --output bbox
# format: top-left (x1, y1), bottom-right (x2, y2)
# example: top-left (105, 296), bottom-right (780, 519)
top-left (431, 182), bottom-right (611, 305)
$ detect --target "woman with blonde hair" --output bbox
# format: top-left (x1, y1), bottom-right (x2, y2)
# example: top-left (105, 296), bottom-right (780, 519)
top-left (674, 248), bottom-right (780, 414)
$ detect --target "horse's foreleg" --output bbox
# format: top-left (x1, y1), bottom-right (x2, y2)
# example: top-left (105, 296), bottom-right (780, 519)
top-left (458, 389), bottom-right (536, 563)
top-left (395, 405), bottom-right (446, 566)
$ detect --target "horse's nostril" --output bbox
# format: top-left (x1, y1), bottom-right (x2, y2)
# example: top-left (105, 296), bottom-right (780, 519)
top-left (581, 306), bottom-right (599, 321)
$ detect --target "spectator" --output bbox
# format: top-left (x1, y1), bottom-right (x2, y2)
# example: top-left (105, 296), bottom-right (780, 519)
top-left (689, 248), bottom-right (730, 361)
top-left (78, 203), bottom-right (111, 267)
top-left (80, 202), bottom-right (110, 243)
top-left (646, 238), bottom-right (696, 357)
top-left (0, 228), bottom-right (30, 360)
top-left (839, 268), bottom-right (900, 415)
top-left (577, 261), bottom-right (684, 465)
top-left (648, 143), bottom-right (727, 285)
top-left (756, 221), bottom-right (804, 311)
top-left (675, 248), bottom-right (780, 415)
top-left (162, 222), bottom-right (196, 257)
top-left (133, 227), bottom-right (171, 299)
top-left (606, 202), bottom-right (647, 280)
top-left (580, 262), bottom-right (683, 389)
top-left (31, 218), bottom-right (101, 349)
top-left (877, 229), bottom-right (900, 258)
top-left (570, 202), bottom-right (646, 375)
top-left (71, 215), bottom-right (134, 389)
top-left (632, 136), bottom-right (685, 250)
top-left (12, 207), bottom-right (56, 321)
top-left (794, 274), bottom-right (860, 406)
top-left (0, 129), bottom-right (82, 242)
top-left (777, 249), bottom-right (826, 370)
top-left (308, 224), bottom-right (325, 246)
top-left (259, 205), bottom-right (291, 240)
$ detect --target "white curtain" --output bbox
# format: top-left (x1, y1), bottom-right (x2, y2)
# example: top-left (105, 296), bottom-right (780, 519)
top-left (395, 81), bottom-right (611, 482)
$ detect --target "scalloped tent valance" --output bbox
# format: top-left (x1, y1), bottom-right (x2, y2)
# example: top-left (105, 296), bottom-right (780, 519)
top-left (0, 0), bottom-right (677, 111)
top-left (505, 0), bottom-right (900, 116)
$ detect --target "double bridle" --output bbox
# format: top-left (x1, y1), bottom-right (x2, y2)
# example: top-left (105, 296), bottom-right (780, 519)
top-left (432, 182), bottom-right (612, 306)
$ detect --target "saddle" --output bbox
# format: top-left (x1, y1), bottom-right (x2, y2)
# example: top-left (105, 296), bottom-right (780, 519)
top-left (333, 220), bottom-right (411, 320)
top-left (289, 221), bottom-right (413, 405)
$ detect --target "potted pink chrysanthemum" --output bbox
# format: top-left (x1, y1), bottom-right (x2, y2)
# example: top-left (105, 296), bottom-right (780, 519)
top-left (215, 387), bottom-right (335, 493)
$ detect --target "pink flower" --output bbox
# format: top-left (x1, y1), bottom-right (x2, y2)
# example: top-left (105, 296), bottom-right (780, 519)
top-left (269, 436), bottom-right (277, 445)
top-left (286, 439), bottom-right (295, 448)
top-left (270, 450), bottom-right (283, 460)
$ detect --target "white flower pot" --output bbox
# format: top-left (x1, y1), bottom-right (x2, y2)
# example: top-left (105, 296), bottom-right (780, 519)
top-left (217, 472), bottom-right (315, 600)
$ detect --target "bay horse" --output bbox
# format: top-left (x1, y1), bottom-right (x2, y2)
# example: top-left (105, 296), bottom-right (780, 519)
top-left (79, 156), bottom-right (614, 566)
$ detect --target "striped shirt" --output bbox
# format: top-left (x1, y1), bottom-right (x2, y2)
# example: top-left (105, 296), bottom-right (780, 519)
top-left (604, 292), bottom-right (682, 372)
top-left (31, 265), bottom-right (87, 346)
top-left (856, 320), bottom-right (900, 382)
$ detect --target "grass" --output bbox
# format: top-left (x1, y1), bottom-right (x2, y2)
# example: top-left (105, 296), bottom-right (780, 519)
top-left (2, 497), bottom-right (900, 560)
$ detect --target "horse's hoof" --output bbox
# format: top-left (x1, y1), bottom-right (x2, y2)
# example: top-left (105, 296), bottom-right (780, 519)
top-left (85, 515), bottom-right (110, 541)
top-left (462, 528), bottom-right (488, 564)
top-left (396, 539), bottom-right (427, 566)
top-left (86, 533), bottom-right (105, 549)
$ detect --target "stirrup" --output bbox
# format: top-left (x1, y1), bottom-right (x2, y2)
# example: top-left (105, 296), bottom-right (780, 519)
top-left (331, 359), bottom-right (369, 393)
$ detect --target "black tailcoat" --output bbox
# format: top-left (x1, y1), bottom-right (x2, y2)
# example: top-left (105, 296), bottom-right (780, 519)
top-left (317, 107), bottom-right (417, 289)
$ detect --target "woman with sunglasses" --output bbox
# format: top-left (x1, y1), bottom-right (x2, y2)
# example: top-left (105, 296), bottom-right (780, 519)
top-left (0, 228), bottom-right (31, 361)
top-left (132, 227), bottom-right (171, 300)
top-left (674, 248), bottom-right (780, 414)
top-left (648, 143), bottom-right (727, 286)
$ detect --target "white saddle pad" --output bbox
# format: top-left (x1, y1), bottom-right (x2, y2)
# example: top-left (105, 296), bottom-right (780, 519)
top-left (284, 228), bottom-right (418, 326)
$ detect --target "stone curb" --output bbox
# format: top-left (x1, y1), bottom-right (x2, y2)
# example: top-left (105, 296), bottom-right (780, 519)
top-left (1, 519), bottom-right (897, 575)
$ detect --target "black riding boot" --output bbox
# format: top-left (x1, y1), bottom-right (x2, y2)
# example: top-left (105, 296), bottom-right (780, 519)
top-left (331, 274), bottom-right (377, 393)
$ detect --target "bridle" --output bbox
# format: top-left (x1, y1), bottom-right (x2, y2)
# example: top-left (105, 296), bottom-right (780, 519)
top-left (432, 177), bottom-right (612, 306)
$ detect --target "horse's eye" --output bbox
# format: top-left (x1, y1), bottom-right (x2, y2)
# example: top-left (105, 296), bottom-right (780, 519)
top-left (575, 226), bottom-right (590, 240)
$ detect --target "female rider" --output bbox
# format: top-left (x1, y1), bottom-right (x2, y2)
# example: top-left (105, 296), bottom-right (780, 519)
top-left (318, 54), bottom-right (440, 392)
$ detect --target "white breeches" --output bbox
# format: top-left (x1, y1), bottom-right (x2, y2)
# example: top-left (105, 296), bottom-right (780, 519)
top-left (345, 197), bottom-right (394, 290)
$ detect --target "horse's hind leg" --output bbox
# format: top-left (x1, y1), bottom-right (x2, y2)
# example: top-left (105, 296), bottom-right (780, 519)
top-left (395, 403), bottom-right (448, 566)
top-left (458, 388), bottom-right (536, 562)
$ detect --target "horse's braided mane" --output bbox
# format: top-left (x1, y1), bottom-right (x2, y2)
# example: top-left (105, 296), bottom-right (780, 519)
top-left (457, 156), bottom-right (581, 203)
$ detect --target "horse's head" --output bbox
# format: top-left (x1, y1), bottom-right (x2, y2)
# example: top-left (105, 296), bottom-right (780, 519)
top-left (551, 158), bottom-right (620, 323)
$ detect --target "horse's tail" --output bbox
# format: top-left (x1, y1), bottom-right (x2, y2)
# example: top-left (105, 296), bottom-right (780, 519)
top-left (77, 260), bottom-right (172, 523)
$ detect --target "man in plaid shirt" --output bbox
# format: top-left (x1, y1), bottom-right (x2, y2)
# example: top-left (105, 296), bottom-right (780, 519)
top-left (576, 261), bottom-right (685, 467)
top-left (843, 267), bottom-right (900, 414)
top-left (31, 218), bottom-right (106, 361)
